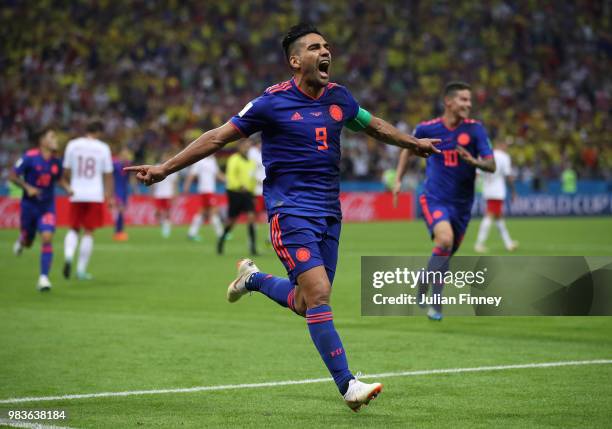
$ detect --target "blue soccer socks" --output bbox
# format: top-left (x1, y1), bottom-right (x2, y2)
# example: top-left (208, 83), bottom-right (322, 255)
top-left (428, 246), bottom-right (451, 312)
top-left (306, 305), bottom-right (353, 395)
top-left (41, 243), bottom-right (53, 276)
top-left (246, 272), bottom-right (297, 312)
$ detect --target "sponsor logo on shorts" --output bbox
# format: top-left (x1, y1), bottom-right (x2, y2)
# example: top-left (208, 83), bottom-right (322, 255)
top-left (42, 212), bottom-right (56, 226)
top-left (296, 247), bottom-right (311, 262)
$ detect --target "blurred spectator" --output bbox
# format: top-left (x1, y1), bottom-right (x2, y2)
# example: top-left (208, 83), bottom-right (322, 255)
top-left (561, 163), bottom-right (578, 194)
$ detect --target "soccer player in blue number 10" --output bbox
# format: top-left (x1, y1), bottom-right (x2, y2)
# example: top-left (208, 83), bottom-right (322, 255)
top-left (394, 82), bottom-right (496, 321)
top-left (126, 23), bottom-right (441, 412)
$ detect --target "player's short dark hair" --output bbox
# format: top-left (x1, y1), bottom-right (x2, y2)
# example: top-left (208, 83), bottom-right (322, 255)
top-left (31, 126), bottom-right (55, 144)
top-left (282, 23), bottom-right (322, 61)
top-left (444, 81), bottom-right (471, 97)
top-left (86, 118), bottom-right (104, 134)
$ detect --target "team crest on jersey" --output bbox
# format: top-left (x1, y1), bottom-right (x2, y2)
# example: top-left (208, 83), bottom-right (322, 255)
top-left (457, 133), bottom-right (471, 146)
top-left (329, 105), bottom-right (343, 121)
top-left (296, 247), bottom-right (311, 262)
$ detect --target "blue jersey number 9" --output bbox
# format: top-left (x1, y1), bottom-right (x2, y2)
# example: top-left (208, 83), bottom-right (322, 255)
top-left (316, 127), bottom-right (328, 151)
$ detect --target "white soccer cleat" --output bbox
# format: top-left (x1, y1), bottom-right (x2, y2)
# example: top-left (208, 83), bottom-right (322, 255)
top-left (474, 243), bottom-right (487, 253)
top-left (36, 275), bottom-right (52, 292)
top-left (226, 258), bottom-right (260, 303)
top-left (13, 239), bottom-right (23, 256)
top-left (343, 377), bottom-right (383, 412)
top-left (506, 241), bottom-right (519, 252)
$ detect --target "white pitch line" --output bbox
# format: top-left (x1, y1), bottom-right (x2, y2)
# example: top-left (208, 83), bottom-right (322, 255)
top-left (1, 359), bottom-right (610, 405)
top-left (0, 418), bottom-right (77, 429)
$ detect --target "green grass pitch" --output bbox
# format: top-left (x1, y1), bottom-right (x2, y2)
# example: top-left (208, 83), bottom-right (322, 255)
top-left (1, 217), bottom-right (611, 428)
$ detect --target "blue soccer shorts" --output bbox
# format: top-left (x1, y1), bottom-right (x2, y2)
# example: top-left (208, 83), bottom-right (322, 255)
top-left (269, 213), bottom-right (341, 286)
top-left (20, 201), bottom-right (56, 243)
top-left (418, 193), bottom-right (472, 249)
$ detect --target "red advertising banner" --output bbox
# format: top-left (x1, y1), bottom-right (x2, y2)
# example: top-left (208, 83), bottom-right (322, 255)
top-left (0, 192), bottom-right (414, 228)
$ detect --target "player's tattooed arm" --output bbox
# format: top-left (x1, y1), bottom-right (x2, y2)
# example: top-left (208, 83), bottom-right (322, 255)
top-left (364, 116), bottom-right (441, 158)
top-left (455, 146), bottom-right (496, 173)
top-left (8, 169), bottom-right (40, 197)
top-left (125, 122), bottom-right (241, 186)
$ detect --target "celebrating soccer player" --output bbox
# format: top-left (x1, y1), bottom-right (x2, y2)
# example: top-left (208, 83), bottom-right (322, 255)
top-left (394, 82), bottom-right (496, 321)
top-left (62, 120), bottom-right (114, 280)
top-left (10, 127), bottom-right (72, 291)
top-left (126, 23), bottom-right (440, 411)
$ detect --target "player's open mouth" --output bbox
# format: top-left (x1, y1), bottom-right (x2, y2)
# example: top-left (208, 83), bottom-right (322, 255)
top-left (318, 60), bottom-right (330, 78)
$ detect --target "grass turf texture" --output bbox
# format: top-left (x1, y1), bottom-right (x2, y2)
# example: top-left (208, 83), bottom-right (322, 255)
top-left (1, 217), bottom-right (611, 428)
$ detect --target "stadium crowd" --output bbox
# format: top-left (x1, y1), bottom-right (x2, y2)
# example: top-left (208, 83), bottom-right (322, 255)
top-left (1, 0), bottom-right (610, 189)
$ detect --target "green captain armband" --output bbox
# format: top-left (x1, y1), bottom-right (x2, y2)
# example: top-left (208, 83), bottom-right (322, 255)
top-left (345, 107), bottom-right (372, 132)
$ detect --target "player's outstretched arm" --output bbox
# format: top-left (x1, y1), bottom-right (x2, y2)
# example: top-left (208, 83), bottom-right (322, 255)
top-left (455, 146), bottom-right (496, 173)
top-left (363, 116), bottom-right (441, 157)
top-left (125, 122), bottom-right (241, 186)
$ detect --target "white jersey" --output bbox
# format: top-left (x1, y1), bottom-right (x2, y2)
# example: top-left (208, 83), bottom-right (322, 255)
top-left (63, 137), bottom-right (113, 202)
top-left (247, 145), bottom-right (265, 196)
top-left (152, 172), bottom-right (178, 199)
top-left (189, 157), bottom-right (218, 194)
top-left (481, 149), bottom-right (512, 200)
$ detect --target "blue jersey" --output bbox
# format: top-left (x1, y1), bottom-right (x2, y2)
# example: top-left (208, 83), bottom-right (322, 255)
top-left (13, 148), bottom-right (62, 208)
top-left (230, 78), bottom-right (360, 219)
top-left (415, 118), bottom-right (493, 204)
top-left (112, 158), bottom-right (130, 199)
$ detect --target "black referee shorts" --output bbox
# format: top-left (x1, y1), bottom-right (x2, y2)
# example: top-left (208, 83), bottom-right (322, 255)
top-left (227, 190), bottom-right (255, 218)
